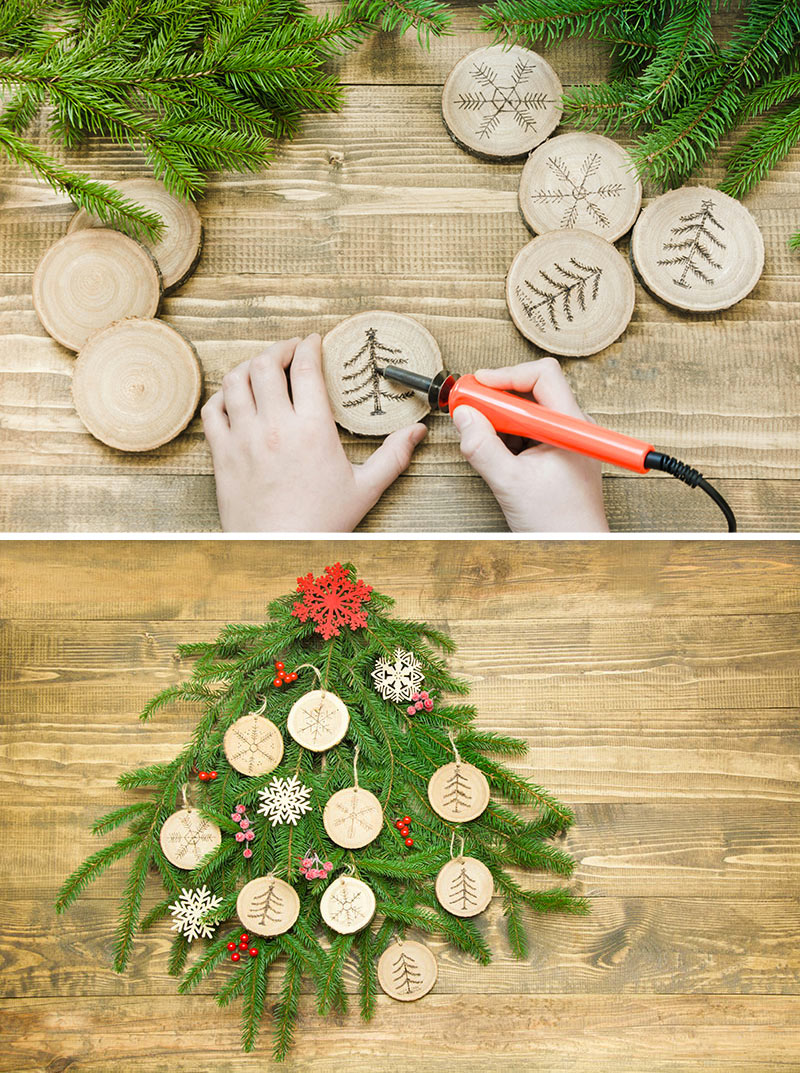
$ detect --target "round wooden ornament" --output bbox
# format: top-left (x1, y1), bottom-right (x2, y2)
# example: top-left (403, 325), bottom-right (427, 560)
top-left (506, 229), bottom-right (635, 356)
top-left (72, 317), bottom-right (202, 452)
top-left (377, 940), bottom-right (438, 1001)
top-left (519, 132), bottom-right (642, 241)
top-left (223, 713), bottom-right (284, 776)
top-left (323, 786), bottom-right (383, 849)
top-left (427, 761), bottom-right (490, 823)
top-left (67, 178), bottom-right (203, 293)
top-left (236, 875), bottom-right (300, 937)
top-left (630, 185), bottom-right (764, 312)
top-left (32, 228), bottom-right (162, 351)
top-left (441, 45), bottom-right (562, 161)
top-left (159, 807), bottom-right (221, 870)
top-left (319, 875), bottom-right (376, 934)
top-left (435, 855), bottom-right (493, 918)
top-left (322, 311), bottom-right (441, 436)
top-left (286, 690), bottom-right (350, 752)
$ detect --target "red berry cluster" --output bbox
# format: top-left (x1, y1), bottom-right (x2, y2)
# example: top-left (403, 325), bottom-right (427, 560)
top-left (230, 804), bottom-right (255, 858)
top-left (272, 659), bottom-right (298, 688)
top-left (406, 690), bottom-right (434, 717)
top-left (197, 769), bottom-right (217, 782)
top-left (228, 933), bottom-right (258, 962)
top-left (394, 815), bottom-right (414, 847)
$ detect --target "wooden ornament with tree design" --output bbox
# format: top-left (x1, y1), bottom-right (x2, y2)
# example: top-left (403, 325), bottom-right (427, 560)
top-left (286, 664), bottom-right (349, 752)
top-left (72, 317), bottom-right (202, 452)
top-left (223, 697), bottom-right (284, 776)
top-left (236, 875), bottom-right (300, 937)
top-left (630, 185), bottom-right (764, 312)
top-left (506, 229), bottom-right (635, 356)
top-left (377, 939), bottom-right (438, 1001)
top-left (319, 873), bottom-right (376, 934)
top-left (322, 311), bottom-right (440, 435)
top-left (159, 794), bottom-right (221, 870)
top-left (435, 836), bottom-right (493, 918)
top-left (428, 731), bottom-right (490, 823)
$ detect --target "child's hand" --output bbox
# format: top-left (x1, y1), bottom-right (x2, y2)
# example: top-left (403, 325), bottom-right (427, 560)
top-left (451, 358), bottom-right (609, 532)
top-left (202, 334), bottom-right (427, 531)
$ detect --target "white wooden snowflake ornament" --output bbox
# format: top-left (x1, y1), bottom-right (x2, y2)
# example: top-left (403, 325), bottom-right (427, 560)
top-left (169, 885), bottom-right (223, 941)
top-left (371, 648), bottom-right (424, 703)
top-left (257, 775), bottom-right (313, 826)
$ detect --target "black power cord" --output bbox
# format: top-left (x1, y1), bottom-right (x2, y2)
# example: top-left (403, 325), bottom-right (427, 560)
top-left (644, 452), bottom-right (737, 532)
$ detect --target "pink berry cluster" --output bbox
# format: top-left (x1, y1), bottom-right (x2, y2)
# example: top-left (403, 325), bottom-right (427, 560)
top-left (300, 850), bottom-right (333, 880)
top-left (230, 804), bottom-right (255, 858)
top-left (407, 690), bottom-right (434, 716)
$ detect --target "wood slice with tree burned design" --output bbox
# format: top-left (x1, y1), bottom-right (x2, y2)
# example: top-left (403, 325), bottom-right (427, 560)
top-left (506, 229), bottom-right (635, 356)
top-left (377, 940), bottom-right (438, 1001)
top-left (442, 45), bottom-right (562, 161)
top-left (435, 855), bottom-right (494, 918)
top-left (427, 760), bottom-right (490, 822)
top-left (322, 311), bottom-right (441, 435)
top-left (236, 875), bottom-right (300, 937)
top-left (519, 132), bottom-right (642, 241)
top-left (630, 185), bottom-right (764, 312)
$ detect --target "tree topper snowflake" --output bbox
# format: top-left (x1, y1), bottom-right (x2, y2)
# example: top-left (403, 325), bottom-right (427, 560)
top-left (257, 774), bottom-right (313, 826)
top-left (292, 562), bottom-right (372, 640)
top-left (372, 648), bottom-right (425, 703)
top-left (169, 885), bottom-right (223, 942)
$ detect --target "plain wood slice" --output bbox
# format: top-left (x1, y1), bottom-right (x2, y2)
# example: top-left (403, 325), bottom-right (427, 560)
top-left (72, 317), bottom-right (202, 452)
top-left (519, 131), bottom-right (642, 241)
top-left (506, 229), bottom-right (636, 356)
top-left (67, 178), bottom-right (203, 293)
top-left (32, 229), bottom-right (162, 352)
top-left (630, 185), bottom-right (764, 312)
top-left (322, 311), bottom-right (441, 435)
top-left (442, 44), bottom-right (562, 161)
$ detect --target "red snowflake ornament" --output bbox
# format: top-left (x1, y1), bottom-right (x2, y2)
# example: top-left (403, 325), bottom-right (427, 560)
top-left (291, 563), bottom-right (372, 640)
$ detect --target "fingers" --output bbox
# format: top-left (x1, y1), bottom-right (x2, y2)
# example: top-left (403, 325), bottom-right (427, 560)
top-left (474, 357), bottom-right (585, 420)
top-left (248, 338), bottom-right (301, 419)
top-left (290, 333), bottom-right (331, 420)
top-left (355, 423), bottom-right (427, 504)
top-left (201, 389), bottom-right (229, 446)
top-left (220, 360), bottom-right (256, 424)
top-left (452, 404), bottom-right (515, 488)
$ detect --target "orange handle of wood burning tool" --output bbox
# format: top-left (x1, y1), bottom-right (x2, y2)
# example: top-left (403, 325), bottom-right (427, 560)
top-left (448, 374), bottom-right (654, 473)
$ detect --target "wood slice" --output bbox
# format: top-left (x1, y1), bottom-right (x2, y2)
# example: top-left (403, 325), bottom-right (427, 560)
top-left (506, 229), bottom-right (635, 356)
top-left (286, 690), bottom-right (350, 752)
top-left (442, 45), bottom-right (562, 161)
top-left (223, 714), bottom-right (284, 776)
top-left (323, 786), bottom-right (383, 849)
top-left (72, 317), bottom-right (202, 452)
top-left (434, 855), bottom-right (494, 918)
top-left (630, 185), bottom-right (764, 312)
top-left (319, 875), bottom-right (376, 934)
top-left (32, 228), bottom-right (162, 351)
top-left (427, 761), bottom-right (490, 823)
top-left (377, 940), bottom-right (438, 1001)
top-left (322, 311), bottom-right (441, 435)
top-left (159, 808), bottom-right (221, 870)
top-left (519, 132), bottom-right (642, 241)
top-left (236, 875), bottom-right (300, 937)
top-left (67, 178), bottom-right (203, 293)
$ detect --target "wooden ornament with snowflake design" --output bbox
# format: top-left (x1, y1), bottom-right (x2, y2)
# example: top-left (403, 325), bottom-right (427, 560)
top-left (319, 875), bottom-right (376, 934)
top-left (630, 185), bottom-right (764, 312)
top-left (377, 940), bottom-right (438, 1002)
top-left (323, 786), bottom-right (383, 849)
top-left (371, 648), bottom-right (424, 703)
top-left (506, 229), bottom-right (635, 356)
top-left (159, 807), bottom-right (221, 869)
top-left (435, 855), bottom-right (493, 918)
top-left (442, 45), bottom-right (562, 161)
top-left (287, 690), bottom-right (350, 752)
top-left (519, 132), bottom-right (642, 241)
top-left (428, 761), bottom-right (490, 823)
top-left (223, 712), bottom-right (284, 776)
top-left (236, 875), bottom-right (300, 937)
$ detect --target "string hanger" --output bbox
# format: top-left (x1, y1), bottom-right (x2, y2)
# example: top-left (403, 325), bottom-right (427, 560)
top-left (294, 663), bottom-right (324, 691)
top-left (448, 727), bottom-right (461, 764)
top-left (180, 782), bottom-right (189, 808)
top-left (352, 744), bottom-right (360, 790)
top-left (449, 829), bottom-right (465, 860)
top-left (251, 694), bottom-right (267, 715)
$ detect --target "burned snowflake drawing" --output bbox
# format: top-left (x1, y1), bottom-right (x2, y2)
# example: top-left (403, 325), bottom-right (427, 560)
top-left (328, 792), bottom-right (379, 840)
top-left (371, 647), bottom-right (424, 703)
top-left (529, 153), bottom-right (624, 229)
top-left (457, 57), bottom-right (555, 141)
top-left (169, 885), bottom-right (222, 942)
top-left (328, 885), bottom-right (365, 928)
top-left (257, 775), bottom-right (313, 826)
top-left (657, 198), bottom-right (727, 289)
top-left (297, 699), bottom-right (333, 745)
top-left (515, 258), bottom-right (602, 332)
top-left (342, 328), bottom-right (414, 416)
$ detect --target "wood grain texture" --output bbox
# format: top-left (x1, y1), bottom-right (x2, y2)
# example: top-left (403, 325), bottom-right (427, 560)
top-left (1, 9), bottom-right (798, 530)
top-left (0, 539), bottom-right (798, 1071)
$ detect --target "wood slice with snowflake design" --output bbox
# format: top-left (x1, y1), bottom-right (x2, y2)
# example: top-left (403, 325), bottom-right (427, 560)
top-left (159, 807), bottom-right (221, 870)
top-left (236, 875), bottom-right (300, 937)
top-left (506, 229), bottom-right (635, 356)
top-left (630, 185), bottom-right (764, 312)
top-left (323, 786), bottom-right (383, 849)
top-left (427, 760), bottom-right (490, 823)
top-left (322, 311), bottom-right (440, 435)
top-left (377, 940), bottom-right (438, 1001)
top-left (319, 875), bottom-right (376, 934)
top-left (519, 132), bottom-right (642, 241)
top-left (435, 855), bottom-right (494, 918)
top-left (223, 713), bottom-right (284, 776)
top-left (442, 45), bottom-right (562, 161)
top-left (286, 690), bottom-right (350, 752)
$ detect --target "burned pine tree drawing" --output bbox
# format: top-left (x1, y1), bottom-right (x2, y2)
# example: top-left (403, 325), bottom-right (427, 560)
top-left (449, 863), bottom-right (479, 911)
top-left (391, 949), bottom-right (424, 995)
top-left (657, 198), bottom-right (726, 289)
top-left (530, 153), bottom-right (624, 229)
top-left (443, 764), bottom-right (474, 814)
top-left (514, 258), bottom-right (602, 332)
top-left (458, 56), bottom-right (553, 140)
top-left (342, 328), bottom-right (414, 416)
top-left (251, 882), bottom-right (284, 927)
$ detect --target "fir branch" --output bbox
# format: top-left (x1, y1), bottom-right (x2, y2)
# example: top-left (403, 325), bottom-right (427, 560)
top-left (273, 957), bottom-right (302, 1061)
top-left (113, 839), bottom-right (154, 972)
top-left (721, 100), bottom-right (800, 197)
top-left (241, 950), bottom-right (268, 1052)
top-left (55, 833), bottom-right (141, 912)
top-left (92, 800), bottom-right (156, 836)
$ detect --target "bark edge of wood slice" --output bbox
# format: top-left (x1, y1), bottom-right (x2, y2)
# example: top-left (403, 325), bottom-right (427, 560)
top-left (33, 228), bottom-right (162, 352)
top-left (630, 185), bottom-right (764, 312)
top-left (72, 317), bottom-right (202, 452)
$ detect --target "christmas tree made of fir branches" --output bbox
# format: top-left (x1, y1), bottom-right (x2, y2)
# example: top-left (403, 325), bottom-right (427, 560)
top-left (55, 563), bottom-right (587, 1059)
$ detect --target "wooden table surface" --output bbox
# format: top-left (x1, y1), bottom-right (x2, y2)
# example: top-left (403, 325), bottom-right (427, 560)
top-left (1, 539), bottom-right (798, 1071)
top-left (1, 8), bottom-right (799, 532)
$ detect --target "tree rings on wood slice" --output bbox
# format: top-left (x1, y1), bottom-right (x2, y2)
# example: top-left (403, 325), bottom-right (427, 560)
top-left (427, 761), bottom-right (490, 823)
top-left (378, 940), bottom-right (438, 1001)
top-left (68, 178), bottom-right (203, 293)
top-left (630, 185), bottom-right (764, 312)
top-left (519, 132), bottom-right (642, 241)
top-left (435, 856), bottom-right (494, 918)
top-left (286, 690), bottom-right (350, 752)
top-left (236, 875), bottom-right (300, 937)
top-left (322, 311), bottom-right (441, 435)
top-left (442, 45), bottom-right (562, 161)
top-left (323, 786), bottom-right (383, 849)
top-left (223, 714), bottom-right (284, 776)
top-left (319, 875), bottom-right (376, 934)
top-left (159, 808), bottom-right (221, 870)
top-left (506, 229), bottom-right (635, 356)
top-left (32, 228), bottom-right (162, 351)
top-left (73, 317), bottom-right (202, 452)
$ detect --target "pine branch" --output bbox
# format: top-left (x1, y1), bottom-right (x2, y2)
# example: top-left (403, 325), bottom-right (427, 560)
top-left (273, 957), bottom-right (302, 1061)
top-left (721, 100), bottom-right (800, 197)
top-left (241, 950), bottom-right (268, 1052)
top-left (113, 839), bottom-right (154, 972)
top-left (55, 834), bottom-right (141, 912)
